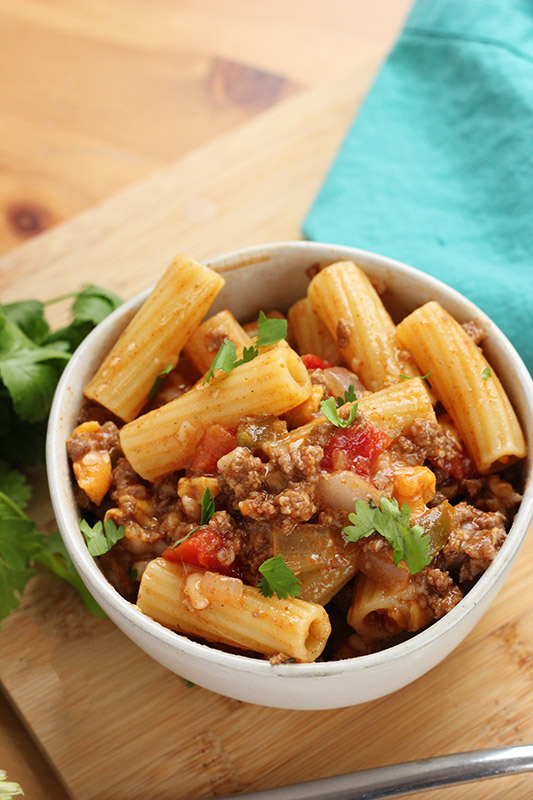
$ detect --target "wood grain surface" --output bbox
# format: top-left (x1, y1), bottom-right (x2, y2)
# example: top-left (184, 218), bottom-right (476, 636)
top-left (1, 2), bottom-right (532, 799)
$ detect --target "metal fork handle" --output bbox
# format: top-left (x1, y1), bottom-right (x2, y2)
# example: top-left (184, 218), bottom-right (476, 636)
top-left (221, 745), bottom-right (533, 799)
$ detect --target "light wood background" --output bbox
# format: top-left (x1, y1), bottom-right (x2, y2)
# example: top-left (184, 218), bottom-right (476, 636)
top-left (2, 2), bottom-right (532, 799)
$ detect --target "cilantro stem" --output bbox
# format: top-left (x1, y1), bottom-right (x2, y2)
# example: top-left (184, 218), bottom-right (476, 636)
top-left (43, 292), bottom-right (78, 306)
top-left (0, 488), bottom-right (30, 519)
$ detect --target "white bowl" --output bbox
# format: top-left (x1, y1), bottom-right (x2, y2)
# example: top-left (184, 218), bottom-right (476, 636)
top-left (47, 241), bottom-right (533, 710)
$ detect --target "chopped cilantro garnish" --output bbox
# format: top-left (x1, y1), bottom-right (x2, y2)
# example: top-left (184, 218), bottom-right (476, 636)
top-left (200, 487), bottom-right (215, 525)
top-left (320, 395), bottom-right (358, 428)
top-left (202, 339), bottom-right (238, 384)
top-left (399, 371), bottom-right (432, 381)
top-left (257, 555), bottom-right (301, 599)
top-left (79, 518), bottom-right (125, 557)
top-left (148, 363), bottom-right (173, 401)
top-left (481, 366), bottom-right (491, 380)
top-left (335, 384), bottom-right (357, 406)
top-left (183, 679), bottom-right (195, 688)
top-left (343, 497), bottom-right (431, 574)
top-left (202, 313), bottom-right (287, 383)
top-left (255, 311), bottom-right (287, 347)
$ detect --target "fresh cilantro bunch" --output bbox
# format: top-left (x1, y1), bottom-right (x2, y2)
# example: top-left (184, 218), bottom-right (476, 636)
top-left (343, 497), bottom-right (431, 574)
top-left (0, 285), bottom-right (122, 626)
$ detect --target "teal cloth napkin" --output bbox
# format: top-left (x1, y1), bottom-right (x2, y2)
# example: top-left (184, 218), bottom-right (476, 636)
top-left (303, 0), bottom-right (533, 372)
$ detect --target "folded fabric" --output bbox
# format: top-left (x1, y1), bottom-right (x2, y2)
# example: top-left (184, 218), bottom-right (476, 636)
top-left (303, 0), bottom-right (533, 373)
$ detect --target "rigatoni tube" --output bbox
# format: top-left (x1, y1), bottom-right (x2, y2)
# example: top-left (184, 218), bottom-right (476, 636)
top-left (120, 346), bottom-right (312, 480)
top-left (287, 298), bottom-right (341, 364)
top-left (307, 261), bottom-right (419, 391)
top-left (136, 558), bottom-right (331, 662)
top-left (84, 254), bottom-right (225, 421)
top-left (396, 301), bottom-right (526, 472)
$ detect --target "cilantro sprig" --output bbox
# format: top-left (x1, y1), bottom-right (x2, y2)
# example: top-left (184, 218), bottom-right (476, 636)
top-left (203, 311), bottom-right (287, 384)
top-left (171, 488), bottom-right (216, 549)
top-left (0, 285), bottom-right (122, 626)
top-left (79, 518), bottom-right (125, 557)
top-left (257, 555), bottom-right (301, 599)
top-left (321, 384), bottom-right (358, 428)
top-left (343, 497), bottom-right (431, 574)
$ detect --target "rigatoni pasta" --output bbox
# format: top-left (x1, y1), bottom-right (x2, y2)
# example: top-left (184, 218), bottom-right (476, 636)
top-left (396, 301), bottom-right (527, 472)
top-left (120, 345), bottom-right (312, 480)
top-left (307, 261), bottom-right (420, 391)
top-left (137, 558), bottom-right (331, 662)
top-left (67, 252), bottom-right (527, 665)
top-left (84, 254), bottom-right (225, 421)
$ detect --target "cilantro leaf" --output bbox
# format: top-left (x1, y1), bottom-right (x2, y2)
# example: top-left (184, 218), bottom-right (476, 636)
top-left (171, 488), bottom-right (215, 549)
top-left (335, 384), bottom-right (357, 406)
top-left (343, 497), bottom-right (431, 574)
top-left (320, 396), bottom-right (358, 428)
top-left (79, 518), bottom-right (125, 557)
top-left (0, 472), bottom-right (42, 624)
top-left (148, 363), bottom-right (173, 401)
top-left (200, 487), bottom-right (215, 525)
top-left (1, 299), bottom-right (50, 344)
top-left (239, 344), bottom-right (258, 364)
top-left (257, 555), bottom-right (301, 599)
top-left (399, 371), bottom-right (432, 381)
top-left (255, 311), bottom-right (287, 347)
top-left (34, 531), bottom-right (105, 617)
top-left (0, 461), bottom-right (32, 511)
top-left (70, 284), bottom-right (123, 325)
top-left (481, 366), bottom-right (491, 380)
top-left (0, 313), bottom-right (71, 422)
top-left (202, 339), bottom-right (238, 384)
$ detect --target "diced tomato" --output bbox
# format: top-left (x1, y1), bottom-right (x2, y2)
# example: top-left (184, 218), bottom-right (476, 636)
top-left (321, 423), bottom-right (391, 477)
top-left (301, 354), bottom-right (332, 371)
top-left (191, 424), bottom-right (237, 474)
top-left (162, 526), bottom-right (237, 575)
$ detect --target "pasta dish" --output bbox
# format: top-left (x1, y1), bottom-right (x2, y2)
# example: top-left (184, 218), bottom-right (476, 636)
top-left (66, 254), bottom-right (526, 664)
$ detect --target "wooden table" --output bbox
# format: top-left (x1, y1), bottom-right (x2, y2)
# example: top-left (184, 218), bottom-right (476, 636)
top-left (1, 2), bottom-right (532, 799)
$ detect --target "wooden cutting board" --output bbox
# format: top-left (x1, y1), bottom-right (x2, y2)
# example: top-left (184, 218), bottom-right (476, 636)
top-left (1, 70), bottom-right (532, 800)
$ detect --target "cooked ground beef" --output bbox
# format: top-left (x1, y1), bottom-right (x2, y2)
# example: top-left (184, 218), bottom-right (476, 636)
top-left (98, 544), bottom-right (137, 601)
top-left (436, 502), bottom-right (507, 582)
top-left (336, 319), bottom-right (352, 349)
top-left (66, 420), bottom-right (120, 461)
top-left (218, 447), bottom-right (266, 500)
top-left (414, 566), bottom-right (463, 619)
top-left (392, 418), bottom-right (440, 465)
top-left (218, 440), bottom-right (323, 523)
top-left (462, 319), bottom-right (485, 344)
top-left (463, 474), bottom-right (522, 519)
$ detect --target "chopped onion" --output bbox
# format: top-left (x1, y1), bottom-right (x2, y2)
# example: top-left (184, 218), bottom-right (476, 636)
top-left (317, 471), bottom-right (382, 510)
top-left (199, 571), bottom-right (244, 609)
top-left (321, 367), bottom-right (366, 400)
